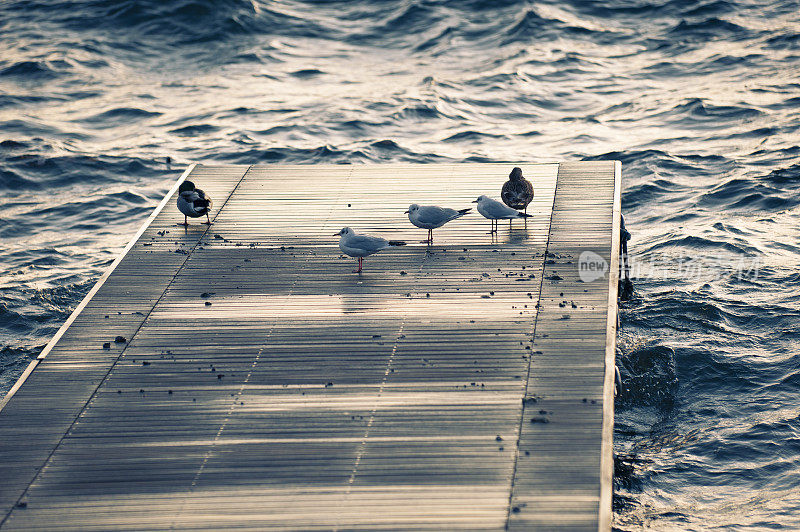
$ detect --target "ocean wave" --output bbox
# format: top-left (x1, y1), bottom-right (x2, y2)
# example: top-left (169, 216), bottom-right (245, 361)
top-left (669, 17), bottom-right (749, 39)
top-left (82, 107), bottom-right (162, 125)
top-left (0, 345), bottom-right (41, 391)
top-left (623, 179), bottom-right (688, 209)
top-left (169, 124), bottom-right (221, 137)
top-left (616, 344), bottom-right (678, 408)
top-left (760, 162), bottom-right (800, 184)
top-left (2, 153), bottom-right (163, 190)
top-left (697, 176), bottom-right (800, 211)
top-left (657, 98), bottom-right (764, 129)
top-left (442, 130), bottom-right (506, 143)
top-left (0, 119), bottom-right (82, 139)
top-left (766, 31), bottom-right (800, 49)
top-left (683, 0), bottom-right (736, 17)
top-left (0, 60), bottom-right (65, 80)
top-left (211, 141), bottom-right (442, 165)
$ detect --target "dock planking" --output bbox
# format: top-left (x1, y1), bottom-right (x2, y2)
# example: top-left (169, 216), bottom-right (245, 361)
top-left (0, 162), bottom-right (620, 531)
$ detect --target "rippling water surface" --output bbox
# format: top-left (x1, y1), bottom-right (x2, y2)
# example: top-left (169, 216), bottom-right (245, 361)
top-left (2, 0), bottom-right (799, 528)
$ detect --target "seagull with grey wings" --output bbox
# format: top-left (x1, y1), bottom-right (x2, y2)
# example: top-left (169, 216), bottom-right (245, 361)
top-left (473, 195), bottom-right (531, 233)
top-left (335, 227), bottom-right (406, 273)
top-left (406, 204), bottom-right (471, 244)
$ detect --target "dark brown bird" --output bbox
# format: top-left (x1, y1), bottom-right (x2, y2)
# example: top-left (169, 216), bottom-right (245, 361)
top-left (501, 167), bottom-right (534, 214)
top-left (177, 180), bottom-right (213, 226)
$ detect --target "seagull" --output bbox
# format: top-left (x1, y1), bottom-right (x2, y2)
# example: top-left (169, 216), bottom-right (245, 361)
top-left (177, 180), bottom-right (212, 226)
top-left (405, 204), bottom-right (471, 244)
top-left (501, 167), bottom-right (534, 214)
top-left (473, 195), bottom-right (531, 233)
top-left (335, 227), bottom-right (406, 273)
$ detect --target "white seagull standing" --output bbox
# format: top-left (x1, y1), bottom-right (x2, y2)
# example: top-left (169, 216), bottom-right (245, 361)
top-left (335, 227), bottom-right (406, 273)
top-left (473, 195), bottom-right (531, 233)
top-left (405, 204), bottom-right (471, 244)
top-left (177, 180), bottom-right (212, 226)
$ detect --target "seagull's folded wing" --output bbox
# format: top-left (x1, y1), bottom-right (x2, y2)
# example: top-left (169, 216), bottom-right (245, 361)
top-left (486, 200), bottom-right (518, 218)
top-left (417, 206), bottom-right (454, 225)
top-left (347, 234), bottom-right (389, 252)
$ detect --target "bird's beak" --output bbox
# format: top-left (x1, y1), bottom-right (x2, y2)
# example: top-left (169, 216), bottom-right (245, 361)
top-left (404, 210), bottom-right (409, 213)
top-left (333, 232), bottom-right (340, 236)
top-left (471, 200), bottom-right (478, 203)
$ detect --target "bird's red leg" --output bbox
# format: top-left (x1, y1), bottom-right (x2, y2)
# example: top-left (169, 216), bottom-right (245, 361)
top-left (421, 229), bottom-right (432, 244)
top-left (203, 213), bottom-right (211, 225)
top-left (354, 257), bottom-right (363, 273)
top-left (181, 215), bottom-right (188, 227)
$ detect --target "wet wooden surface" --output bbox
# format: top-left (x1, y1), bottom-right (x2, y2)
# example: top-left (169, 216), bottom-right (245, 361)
top-left (0, 162), bottom-right (619, 531)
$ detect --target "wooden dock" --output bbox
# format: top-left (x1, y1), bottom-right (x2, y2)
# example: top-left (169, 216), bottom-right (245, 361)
top-left (0, 162), bottom-right (620, 531)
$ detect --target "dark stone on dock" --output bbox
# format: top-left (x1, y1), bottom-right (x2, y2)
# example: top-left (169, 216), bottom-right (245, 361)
top-left (114, 336), bottom-right (127, 343)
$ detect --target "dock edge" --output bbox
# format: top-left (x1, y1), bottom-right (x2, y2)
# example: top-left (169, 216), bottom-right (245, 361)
top-left (598, 160), bottom-right (622, 530)
top-left (0, 164), bottom-right (197, 412)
